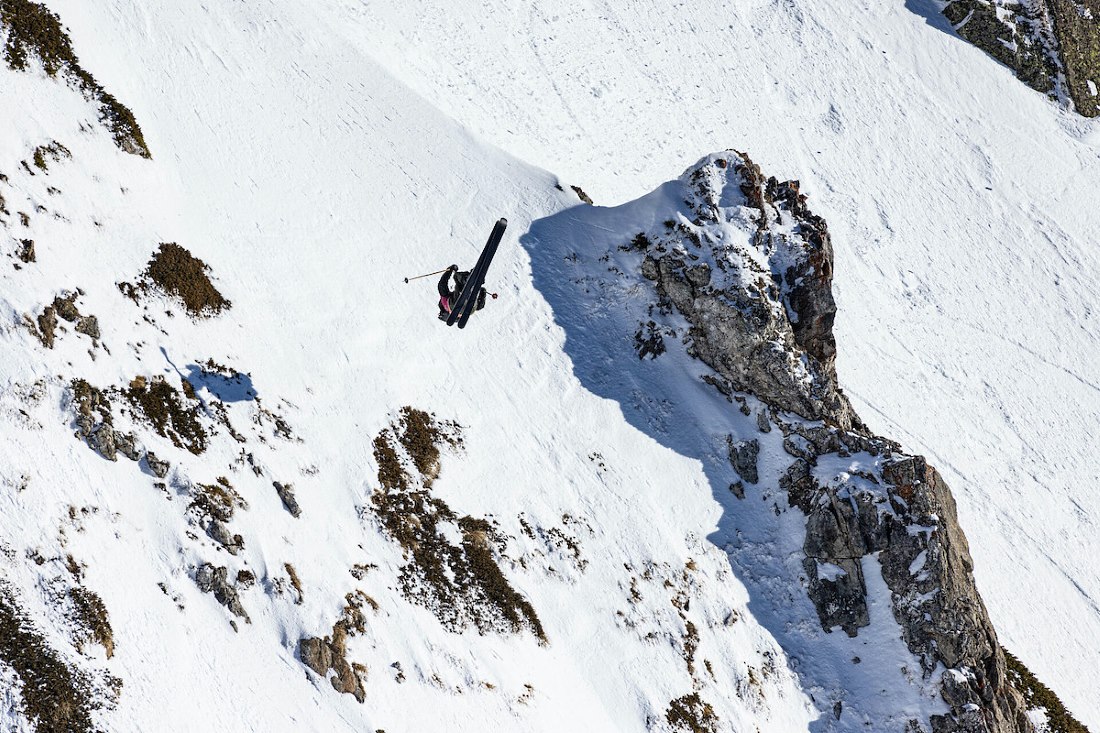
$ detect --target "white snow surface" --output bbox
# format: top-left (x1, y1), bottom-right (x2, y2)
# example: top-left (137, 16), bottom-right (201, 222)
top-left (350, 0), bottom-right (1100, 727)
top-left (0, 0), bottom-right (1097, 731)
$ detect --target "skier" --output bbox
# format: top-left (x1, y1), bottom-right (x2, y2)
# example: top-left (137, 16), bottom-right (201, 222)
top-left (437, 264), bottom-right (487, 321)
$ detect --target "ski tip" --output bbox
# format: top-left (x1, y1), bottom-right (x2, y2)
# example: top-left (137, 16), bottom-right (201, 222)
top-left (498, 217), bottom-right (508, 227)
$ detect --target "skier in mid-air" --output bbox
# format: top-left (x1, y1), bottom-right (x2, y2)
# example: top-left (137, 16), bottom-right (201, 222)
top-left (437, 264), bottom-right (487, 321)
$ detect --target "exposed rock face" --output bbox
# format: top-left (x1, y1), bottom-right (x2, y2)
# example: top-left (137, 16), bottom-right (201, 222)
top-left (145, 452), bottom-right (170, 478)
top-left (941, 0), bottom-right (1100, 117)
top-left (115, 431), bottom-right (140, 461)
top-left (639, 153), bottom-right (862, 432)
top-left (89, 424), bottom-right (118, 461)
top-left (642, 153), bottom-right (1033, 733)
top-left (273, 481), bottom-right (301, 518)
top-left (207, 520), bottom-right (244, 555)
top-left (195, 564), bottom-right (249, 622)
top-left (299, 626), bottom-right (366, 703)
top-left (727, 438), bottom-right (760, 484)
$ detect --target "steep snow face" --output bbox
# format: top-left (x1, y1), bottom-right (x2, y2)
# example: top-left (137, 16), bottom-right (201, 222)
top-left (332, 0), bottom-right (1100, 727)
top-left (0, 3), bottom-right (829, 732)
top-left (524, 152), bottom-right (1029, 733)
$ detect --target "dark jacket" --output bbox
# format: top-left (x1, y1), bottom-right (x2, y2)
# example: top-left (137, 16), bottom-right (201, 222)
top-left (438, 269), bottom-right (486, 315)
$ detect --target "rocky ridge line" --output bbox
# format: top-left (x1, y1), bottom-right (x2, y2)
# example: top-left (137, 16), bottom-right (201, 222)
top-left (634, 151), bottom-right (1060, 733)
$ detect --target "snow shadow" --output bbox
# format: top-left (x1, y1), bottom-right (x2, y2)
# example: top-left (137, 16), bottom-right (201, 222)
top-left (522, 191), bottom-right (931, 731)
top-left (182, 364), bottom-right (257, 403)
top-left (160, 347), bottom-right (257, 403)
top-left (903, 0), bottom-right (958, 37)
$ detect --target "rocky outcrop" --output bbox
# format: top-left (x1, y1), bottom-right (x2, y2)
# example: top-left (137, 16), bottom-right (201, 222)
top-left (144, 452), bottom-right (170, 478)
top-left (941, 0), bottom-right (1100, 117)
top-left (727, 438), bottom-right (760, 484)
top-left (299, 624), bottom-right (366, 703)
top-left (273, 481), bottom-right (301, 518)
top-left (639, 152), bottom-right (863, 432)
top-left (195, 564), bottom-right (249, 623)
top-left (207, 520), bottom-right (244, 555)
top-left (640, 152), bottom-right (1035, 733)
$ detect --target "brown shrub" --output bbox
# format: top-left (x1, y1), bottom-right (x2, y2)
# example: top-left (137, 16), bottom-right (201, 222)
top-left (32, 141), bottom-right (70, 171)
top-left (124, 375), bottom-right (208, 454)
top-left (0, 586), bottom-right (99, 733)
top-left (189, 478), bottom-right (247, 523)
top-left (665, 693), bottom-right (719, 733)
top-left (68, 586), bottom-right (113, 658)
top-left (0, 0), bottom-right (150, 156)
top-left (370, 409), bottom-right (544, 641)
top-left (1004, 648), bottom-right (1088, 733)
top-left (142, 243), bottom-right (230, 317)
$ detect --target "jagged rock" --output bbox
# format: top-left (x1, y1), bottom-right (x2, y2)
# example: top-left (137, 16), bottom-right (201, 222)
top-left (75, 315), bottom-right (100, 340)
top-left (273, 481), bottom-right (301, 518)
top-left (782, 435), bottom-right (814, 461)
top-left (727, 438), bottom-right (759, 484)
top-left (207, 520), bottom-right (244, 555)
top-left (640, 153), bottom-right (863, 432)
top-left (115, 432), bottom-right (140, 461)
top-left (298, 628), bottom-right (366, 703)
top-left (940, 0), bottom-right (1100, 118)
top-left (17, 239), bottom-right (34, 263)
top-left (89, 424), bottom-right (117, 461)
top-left (195, 563), bottom-right (249, 621)
top-left (145, 452), bottom-right (170, 478)
top-left (804, 556), bottom-right (869, 637)
top-left (75, 414), bottom-right (95, 437)
top-left (299, 637), bottom-right (332, 676)
top-left (728, 482), bottom-right (745, 499)
top-left (649, 154), bottom-right (1034, 731)
top-left (779, 459), bottom-right (817, 512)
top-left (54, 294), bottom-right (80, 322)
top-left (755, 409), bottom-right (771, 433)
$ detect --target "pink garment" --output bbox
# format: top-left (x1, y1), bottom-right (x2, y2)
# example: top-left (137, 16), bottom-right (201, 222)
top-left (440, 296), bottom-right (451, 313)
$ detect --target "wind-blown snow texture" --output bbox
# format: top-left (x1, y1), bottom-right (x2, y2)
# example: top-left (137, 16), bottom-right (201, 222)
top-left (0, 0), bottom-right (1097, 731)
top-left (354, 1), bottom-right (1100, 728)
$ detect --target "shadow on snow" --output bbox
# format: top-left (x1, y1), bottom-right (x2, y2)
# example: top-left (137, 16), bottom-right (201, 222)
top-left (521, 184), bottom-right (897, 732)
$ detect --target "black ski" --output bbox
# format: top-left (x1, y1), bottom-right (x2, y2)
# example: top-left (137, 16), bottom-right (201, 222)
top-left (447, 218), bottom-right (507, 328)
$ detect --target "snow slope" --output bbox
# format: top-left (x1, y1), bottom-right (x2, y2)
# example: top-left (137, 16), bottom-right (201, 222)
top-left (1, 2), bottom-right (822, 731)
top-left (337, 0), bottom-right (1100, 727)
top-left (1, 0), bottom-right (1097, 730)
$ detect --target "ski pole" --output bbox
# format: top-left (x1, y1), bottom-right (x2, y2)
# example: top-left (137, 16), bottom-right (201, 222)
top-left (404, 268), bottom-right (449, 284)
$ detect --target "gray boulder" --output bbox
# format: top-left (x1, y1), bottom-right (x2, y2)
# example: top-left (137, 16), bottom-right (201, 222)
top-left (195, 563), bottom-right (249, 622)
top-left (207, 520), bottom-right (244, 555)
top-left (115, 432), bottom-right (141, 461)
top-left (89, 424), bottom-right (117, 461)
top-left (299, 628), bottom-right (365, 703)
top-left (727, 438), bottom-right (760, 484)
top-left (273, 481), bottom-right (301, 518)
top-left (75, 315), bottom-right (100, 340)
top-left (145, 452), bottom-right (170, 478)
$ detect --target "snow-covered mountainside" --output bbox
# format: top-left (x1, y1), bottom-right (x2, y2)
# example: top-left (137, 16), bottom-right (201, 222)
top-left (1, 1), bottom-right (1097, 732)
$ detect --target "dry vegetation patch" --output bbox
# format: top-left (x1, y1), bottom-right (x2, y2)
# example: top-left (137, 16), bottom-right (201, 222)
top-left (128, 243), bottom-right (231, 318)
top-left (68, 586), bottom-right (113, 658)
top-left (370, 408), bottom-right (544, 641)
top-left (0, 0), bottom-right (150, 156)
top-left (665, 692), bottom-right (719, 733)
top-left (1004, 648), bottom-right (1089, 733)
top-left (32, 140), bottom-right (70, 171)
top-left (124, 375), bottom-right (208, 454)
top-left (0, 585), bottom-right (101, 733)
